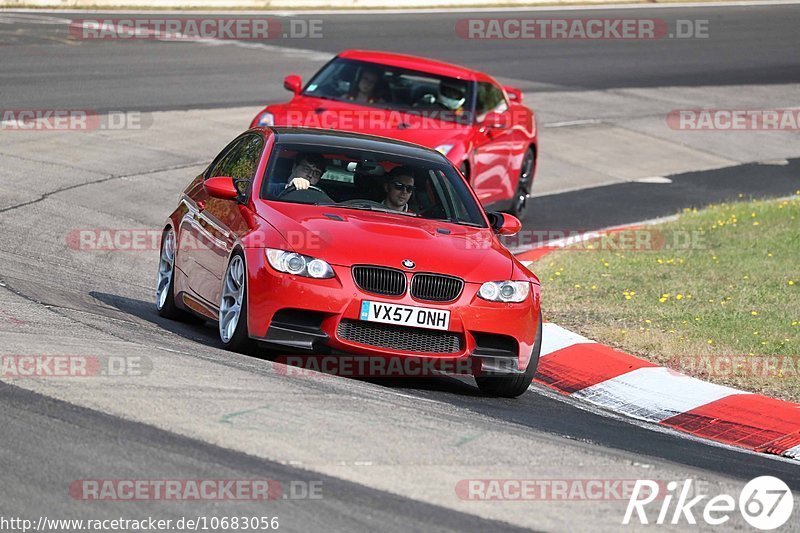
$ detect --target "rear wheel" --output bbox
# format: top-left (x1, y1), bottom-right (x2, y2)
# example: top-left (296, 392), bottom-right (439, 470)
top-left (219, 252), bottom-right (255, 353)
top-left (476, 314), bottom-right (542, 398)
top-left (508, 148), bottom-right (535, 219)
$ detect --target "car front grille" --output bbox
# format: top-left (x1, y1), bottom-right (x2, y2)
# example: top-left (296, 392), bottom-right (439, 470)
top-left (352, 266), bottom-right (406, 296)
top-left (411, 273), bottom-right (464, 302)
top-left (337, 319), bottom-right (463, 354)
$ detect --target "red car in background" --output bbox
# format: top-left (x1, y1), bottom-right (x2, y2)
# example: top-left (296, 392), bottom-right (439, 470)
top-left (250, 50), bottom-right (538, 218)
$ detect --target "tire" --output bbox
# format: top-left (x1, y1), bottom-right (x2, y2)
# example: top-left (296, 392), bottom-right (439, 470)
top-left (218, 252), bottom-right (255, 354)
top-left (156, 227), bottom-right (183, 319)
top-left (476, 314), bottom-right (542, 398)
top-left (507, 148), bottom-right (535, 219)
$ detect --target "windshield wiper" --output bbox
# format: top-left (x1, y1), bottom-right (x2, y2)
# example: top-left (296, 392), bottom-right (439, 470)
top-left (430, 217), bottom-right (484, 227)
top-left (331, 203), bottom-right (420, 217)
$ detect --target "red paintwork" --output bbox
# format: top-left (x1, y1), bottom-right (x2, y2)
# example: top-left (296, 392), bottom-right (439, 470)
top-left (249, 50), bottom-right (537, 208)
top-left (164, 128), bottom-right (541, 369)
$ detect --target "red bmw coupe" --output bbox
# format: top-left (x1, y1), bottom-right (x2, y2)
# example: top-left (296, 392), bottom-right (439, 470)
top-left (157, 127), bottom-right (541, 397)
top-left (250, 50), bottom-right (538, 218)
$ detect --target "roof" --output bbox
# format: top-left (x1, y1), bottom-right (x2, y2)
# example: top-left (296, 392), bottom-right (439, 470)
top-left (337, 49), bottom-right (486, 82)
top-left (266, 127), bottom-right (450, 164)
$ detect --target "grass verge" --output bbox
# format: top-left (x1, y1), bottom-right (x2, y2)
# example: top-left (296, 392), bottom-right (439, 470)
top-left (533, 193), bottom-right (800, 402)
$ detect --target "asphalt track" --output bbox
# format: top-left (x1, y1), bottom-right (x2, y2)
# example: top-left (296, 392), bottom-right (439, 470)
top-left (1, 4), bottom-right (800, 532)
top-left (1, 4), bottom-right (800, 110)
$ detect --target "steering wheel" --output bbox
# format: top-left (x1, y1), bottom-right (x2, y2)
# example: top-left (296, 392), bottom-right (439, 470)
top-left (277, 184), bottom-right (327, 198)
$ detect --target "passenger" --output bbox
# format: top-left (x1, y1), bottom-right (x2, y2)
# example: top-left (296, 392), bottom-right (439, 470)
top-left (382, 167), bottom-right (416, 212)
top-left (347, 66), bottom-right (384, 104)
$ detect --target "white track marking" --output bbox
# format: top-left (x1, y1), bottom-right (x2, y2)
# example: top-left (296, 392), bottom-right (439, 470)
top-left (571, 366), bottom-right (746, 423)
top-left (540, 322), bottom-right (596, 357)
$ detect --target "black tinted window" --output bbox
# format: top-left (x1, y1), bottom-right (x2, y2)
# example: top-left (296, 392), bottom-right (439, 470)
top-left (476, 82), bottom-right (508, 118)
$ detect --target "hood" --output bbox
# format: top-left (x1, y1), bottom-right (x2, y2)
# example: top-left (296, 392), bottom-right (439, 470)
top-left (266, 96), bottom-right (471, 152)
top-left (257, 202), bottom-right (513, 282)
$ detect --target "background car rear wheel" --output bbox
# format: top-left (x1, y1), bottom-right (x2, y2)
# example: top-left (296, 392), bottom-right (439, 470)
top-left (219, 252), bottom-right (255, 353)
top-left (508, 148), bottom-right (535, 219)
top-left (156, 228), bottom-right (182, 319)
top-left (475, 314), bottom-right (542, 398)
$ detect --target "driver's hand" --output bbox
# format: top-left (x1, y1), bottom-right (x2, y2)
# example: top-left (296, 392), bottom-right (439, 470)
top-left (289, 177), bottom-right (311, 190)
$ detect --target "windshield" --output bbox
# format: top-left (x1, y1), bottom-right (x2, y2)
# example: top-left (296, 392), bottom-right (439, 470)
top-left (260, 143), bottom-right (486, 228)
top-left (302, 58), bottom-right (474, 124)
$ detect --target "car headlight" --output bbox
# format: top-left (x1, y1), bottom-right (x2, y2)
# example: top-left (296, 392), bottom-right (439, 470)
top-left (256, 111), bottom-right (275, 127)
top-left (478, 281), bottom-right (530, 303)
top-left (265, 249), bottom-right (334, 279)
top-left (434, 144), bottom-right (453, 156)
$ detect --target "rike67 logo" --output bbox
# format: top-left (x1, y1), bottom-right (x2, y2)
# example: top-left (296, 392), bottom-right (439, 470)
top-left (624, 476), bottom-right (794, 530)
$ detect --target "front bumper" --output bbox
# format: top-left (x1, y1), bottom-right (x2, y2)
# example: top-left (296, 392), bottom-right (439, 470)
top-left (244, 248), bottom-right (541, 373)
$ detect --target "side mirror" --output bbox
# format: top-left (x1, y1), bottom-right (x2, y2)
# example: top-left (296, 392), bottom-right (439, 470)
top-left (482, 111), bottom-right (509, 130)
top-left (488, 212), bottom-right (522, 236)
top-left (283, 74), bottom-right (302, 95)
top-left (204, 176), bottom-right (239, 200)
top-left (504, 86), bottom-right (523, 103)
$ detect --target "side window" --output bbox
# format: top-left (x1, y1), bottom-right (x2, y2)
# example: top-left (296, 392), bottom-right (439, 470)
top-left (208, 138), bottom-right (244, 179)
top-left (219, 135), bottom-right (264, 195)
top-left (476, 82), bottom-right (508, 119)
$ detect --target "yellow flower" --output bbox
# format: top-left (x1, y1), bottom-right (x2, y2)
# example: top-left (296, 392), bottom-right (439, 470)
top-left (789, 280), bottom-right (795, 286)
top-left (659, 297), bottom-right (667, 303)
top-left (591, 285), bottom-right (597, 290)
top-left (676, 294), bottom-right (683, 300)
top-left (751, 311), bottom-right (759, 316)
top-left (707, 339), bottom-right (713, 345)
top-left (645, 319), bottom-right (652, 324)
top-left (753, 221), bottom-right (760, 226)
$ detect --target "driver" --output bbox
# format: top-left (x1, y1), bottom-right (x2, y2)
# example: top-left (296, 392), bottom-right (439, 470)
top-left (437, 79), bottom-right (466, 114)
top-left (382, 167), bottom-right (416, 212)
top-left (268, 153), bottom-right (327, 196)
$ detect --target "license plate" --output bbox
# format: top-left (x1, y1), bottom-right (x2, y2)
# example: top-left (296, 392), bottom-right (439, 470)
top-left (360, 301), bottom-right (450, 331)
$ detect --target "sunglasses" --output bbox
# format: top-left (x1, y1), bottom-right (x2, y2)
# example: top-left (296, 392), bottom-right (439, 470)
top-left (390, 181), bottom-right (416, 193)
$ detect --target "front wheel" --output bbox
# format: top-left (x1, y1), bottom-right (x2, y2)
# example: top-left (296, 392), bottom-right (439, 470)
top-left (219, 253), bottom-right (255, 353)
top-left (476, 314), bottom-right (542, 398)
top-left (156, 228), bottom-right (182, 319)
top-left (508, 148), bottom-right (535, 219)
